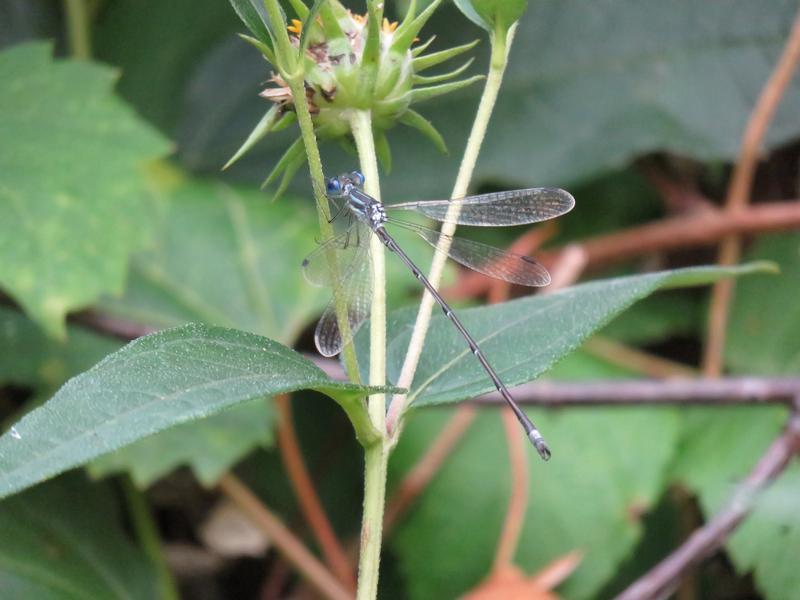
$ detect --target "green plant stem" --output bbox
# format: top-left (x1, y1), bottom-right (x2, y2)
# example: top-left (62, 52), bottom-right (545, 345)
top-left (63, 0), bottom-right (91, 60)
top-left (386, 25), bottom-right (518, 440)
top-left (349, 108), bottom-right (389, 600)
top-left (263, 0), bottom-right (298, 75)
top-left (349, 110), bottom-right (386, 424)
top-left (358, 442), bottom-right (389, 599)
top-left (276, 12), bottom-right (362, 387)
top-left (120, 476), bottom-right (179, 600)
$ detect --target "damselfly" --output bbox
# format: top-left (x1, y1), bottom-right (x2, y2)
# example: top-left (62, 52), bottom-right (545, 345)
top-left (303, 171), bottom-right (575, 460)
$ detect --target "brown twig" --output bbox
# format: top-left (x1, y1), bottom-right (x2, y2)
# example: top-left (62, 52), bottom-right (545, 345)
top-left (450, 200), bottom-right (800, 299)
top-left (471, 377), bottom-right (800, 407)
top-left (73, 310), bottom-right (158, 339)
top-left (641, 160), bottom-right (713, 214)
top-left (275, 395), bottom-right (356, 590)
top-left (493, 407), bottom-right (529, 570)
top-left (218, 474), bottom-right (353, 600)
top-left (615, 406), bottom-right (800, 600)
top-left (703, 11), bottom-right (800, 377)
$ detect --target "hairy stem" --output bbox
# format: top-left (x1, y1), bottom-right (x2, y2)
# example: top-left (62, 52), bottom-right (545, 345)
top-left (349, 109), bottom-right (389, 600)
top-left (120, 476), bottom-right (179, 600)
top-left (386, 25), bottom-right (517, 438)
top-left (282, 40), bottom-right (362, 385)
top-left (63, 0), bottom-right (91, 59)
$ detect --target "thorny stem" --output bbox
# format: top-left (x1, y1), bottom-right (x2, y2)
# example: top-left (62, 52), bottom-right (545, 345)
top-left (120, 476), bottom-right (179, 600)
top-left (63, 0), bottom-right (91, 60)
top-left (349, 109), bottom-right (389, 600)
top-left (386, 25), bottom-right (518, 439)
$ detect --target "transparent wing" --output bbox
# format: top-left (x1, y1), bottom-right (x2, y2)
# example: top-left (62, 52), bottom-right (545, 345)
top-left (389, 219), bottom-right (550, 287)
top-left (387, 187), bottom-right (575, 227)
top-left (314, 242), bottom-right (373, 357)
top-left (302, 224), bottom-right (369, 287)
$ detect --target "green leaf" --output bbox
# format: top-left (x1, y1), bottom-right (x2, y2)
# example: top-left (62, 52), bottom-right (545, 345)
top-left (0, 42), bottom-right (170, 338)
top-left (381, 0), bottom-right (800, 199)
top-left (390, 0), bottom-right (443, 54)
top-left (0, 323), bottom-right (380, 500)
top-left (237, 32), bottom-right (277, 65)
top-left (407, 75), bottom-right (484, 105)
top-left (94, 0), bottom-right (243, 133)
top-left (454, 0), bottom-right (527, 34)
top-left (364, 264), bottom-right (770, 408)
top-left (99, 177), bottom-right (327, 340)
top-left (224, 105), bottom-right (281, 170)
top-left (412, 57), bottom-right (475, 85)
top-left (390, 350), bottom-right (679, 599)
top-left (671, 234), bottom-right (800, 599)
top-left (453, 0), bottom-right (489, 31)
top-left (0, 306), bottom-right (120, 396)
top-left (0, 474), bottom-right (158, 599)
top-left (398, 108), bottom-right (448, 153)
top-left (228, 0), bottom-right (273, 46)
top-left (411, 39), bottom-right (480, 72)
top-left (88, 398), bottom-right (275, 487)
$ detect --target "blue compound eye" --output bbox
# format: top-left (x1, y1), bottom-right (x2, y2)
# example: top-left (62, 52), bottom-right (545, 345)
top-left (350, 171), bottom-right (365, 186)
top-left (325, 178), bottom-right (342, 195)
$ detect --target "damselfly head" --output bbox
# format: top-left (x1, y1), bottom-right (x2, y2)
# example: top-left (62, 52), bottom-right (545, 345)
top-left (325, 177), bottom-right (343, 196)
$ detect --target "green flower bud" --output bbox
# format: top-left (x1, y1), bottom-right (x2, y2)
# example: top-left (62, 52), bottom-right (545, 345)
top-left (226, 0), bottom-right (482, 191)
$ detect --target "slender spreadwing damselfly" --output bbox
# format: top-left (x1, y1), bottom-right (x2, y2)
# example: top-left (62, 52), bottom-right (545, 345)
top-left (303, 171), bottom-right (575, 460)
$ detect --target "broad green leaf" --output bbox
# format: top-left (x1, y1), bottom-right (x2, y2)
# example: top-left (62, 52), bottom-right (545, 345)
top-left (89, 177), bottom-right (321, 487)
top-left (0, 323), bottom-right (379, 500)
top-left (390, 350), bottom-right (680, 599)
top-left (599, 293), bottom-right (701, 346)
top-left (99, 177), bottom-right (327, 339)
top-left (383, 0), bottom-right (800, 197)
top-left (94, 0), bottom-right (243, 132)
top-left (361, 264), bottom-right (771, 407)
top-left (0, 473), bottom-right (158, 599)
top-left (0, 303), bottom-right (278, 489)
top-left (671, 234), bottom-right (800, 599)
top-left (0, 306), bottom-right (119, 396)
top-left (88, 398), bottom-right (274, 487)
top-left (0, 42), bottom-right (170, 337)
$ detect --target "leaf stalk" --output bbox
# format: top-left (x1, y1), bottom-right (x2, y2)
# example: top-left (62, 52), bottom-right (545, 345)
top-left (386, 24), bottom-right (518, 441)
